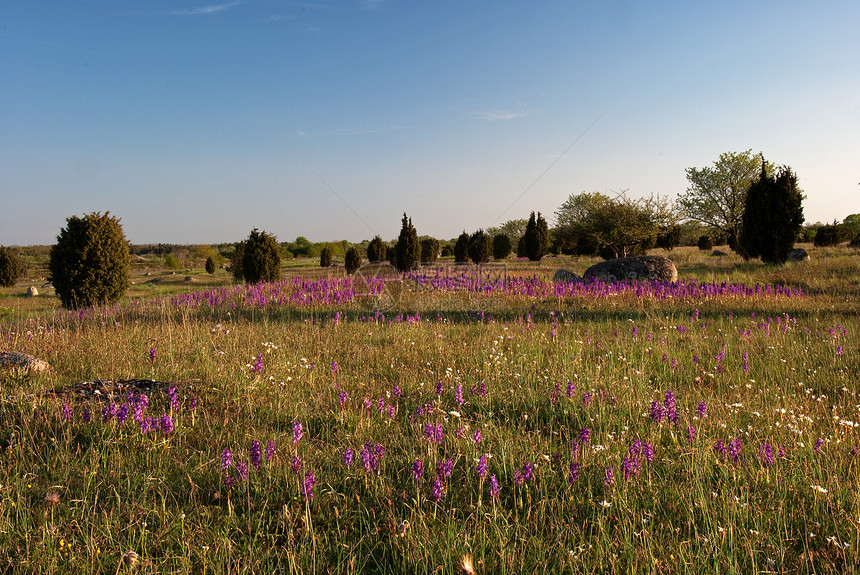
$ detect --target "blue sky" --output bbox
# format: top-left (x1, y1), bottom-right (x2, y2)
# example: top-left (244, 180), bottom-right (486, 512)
top-left (2, 1), bottom-right (858, 245)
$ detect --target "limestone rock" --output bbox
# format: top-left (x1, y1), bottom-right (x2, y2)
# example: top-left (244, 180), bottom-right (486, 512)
top-left (787, 248), bottom-right (809, 262)
top-left (584, 255), bottom-right (678, 283)
top-left (553, 269), bottom-right (583, 284)
top-left (26, 286), bottom-right (38, 297)
top-left (0, 351), bottom-right (52, 373)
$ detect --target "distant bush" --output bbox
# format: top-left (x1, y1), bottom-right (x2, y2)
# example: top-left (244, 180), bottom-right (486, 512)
top-left (395, 213), bottom-right (420, 272)
top-left (656, 225), bottom-right (681, 251)
top-left (454, 232), bottom-right (470, 263)
top-left (241, 229), bottom-right (281, 284)
top-left (813, 222), bottom-right (853, 247)
top-left (367, 236), bottom-right (387, 262)
top-left (320, 247), bottom-right (333, 268)
top-left (441, 245), bottom-right (453, 258)
top-left (164, 254), bottom-right (181, 269)
top-left (492, 234), bottom-right (512, 260)
top-left (420, 238), bottom-right (440, 265)
top-left (205, 256), bottom-right (216, 274)
top-left (49, 212), bottom-right (131, 309)
top-left (0, 246), bottom-right (25, 287)
top-left (468, 229), bottom-right (492, 264)
top-left (697, 235), bottom-right (713, 251)
top-left (345, 246), bottom-right (361, 274)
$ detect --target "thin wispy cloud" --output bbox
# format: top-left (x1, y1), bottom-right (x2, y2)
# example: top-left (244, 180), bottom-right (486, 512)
top-left (170, 1), bottom-right (247, 16)
top-left (473, 110), bottom-right (527, 121)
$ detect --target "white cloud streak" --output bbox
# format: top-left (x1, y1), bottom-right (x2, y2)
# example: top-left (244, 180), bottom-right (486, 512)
top-left (170, 1), bottom-right (247, 16)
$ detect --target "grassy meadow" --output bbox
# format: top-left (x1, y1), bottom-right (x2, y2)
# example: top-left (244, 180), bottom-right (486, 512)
top-left (0, 246), bottom-right (858, 573)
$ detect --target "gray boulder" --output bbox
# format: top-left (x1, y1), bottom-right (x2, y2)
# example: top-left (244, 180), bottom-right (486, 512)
top-left (553, 269), bottom-right (583, 284)
top-left (787, 248), bottom-right (809, 262)
top-left (26, 286), bottom-right (38, 297)
top-left (584, 255), bottom-right (678, 283)
top-left (0, 351), bottom-right (52, 373)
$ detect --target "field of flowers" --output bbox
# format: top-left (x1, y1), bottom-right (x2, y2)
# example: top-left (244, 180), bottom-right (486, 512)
top-left (0, 251), bottom-right (858, 573)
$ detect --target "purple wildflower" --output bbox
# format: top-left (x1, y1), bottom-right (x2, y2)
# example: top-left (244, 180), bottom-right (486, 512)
top-left (476, 454), bottom-right (488, 478)
top-left (159, 413), bottom-right (174, 434)
top-left (521, 461), bottom-right (535, 482)
top-left (168, 386), bottom-right (180, 411)
top-left (728, 437), bottom-right (742, 465)
top-left (149, 347), bottom-right (156, 362)
top-left (697, 401), bottom-right (707, 418)
top-left (664, 390), bottom-right (677, 424)
top-left (568, 462), bottom-right (581, 484)
top-left (393, 385), bottom-right (401, 398)
top-left (758, 442), bottom-right (774, 467)
top-left (292, 420), bottom-right (304, 444)
top-left (437, 458), bottom-right (454, 480)
top-left (566, 381), bottom-right (576, 398)
top-left (236, 460), bottom-right (248, 481)
top-left (250, 440), bottom-right (262, 470)
top-left (579, 427), bottom-right (591, 443)
top-left (473, 429), bottom-right (482, 444)
top-left (489, 474), bottom-right (500, 498)
top-left (643, 442), bottom-right (655, 463)
top-left (686, 425), bottom-right (696, 444)
top-left (302, 472), bottom-right (317, 499)
top-left (412, 459), bottom-right (424, 482)
top-left (291, 455), bottom-right (303, 474)
top-left (622, 456), bottom-right (641, 481)
top-left (814, 438), bottom-right (824, 453)
top-left (343, 448), bottom-right (354, 467)
top-left (61, 403), bottom-right (72, 421)
top-left (604, 466), bottom-right (615, 488)
top-left (514, 467), bottom-right (524, 486)
top-left (742, 352), bottom-right (750, 374)
top-left (116, 404), bottom-right (129, 424)
top-left (455, 384), bottom-right (464, 406)
top-left (189, 396), bottom-right (198, 411)
top-left (266, 440), bottom-right (277, 462)
top-left (338, 389), bottom-right (348, 405)
top-left (252, 353), bottom-right (263, 373)
top-left (140, 416), bottom-right (154, 434)
top-left (431, 477), bottom-right (444, 502)
top-left (650, 401), bottom-right (666, 424)
top-left (82, 408), bottom-right (91, 423)
top-left (582, 392), bottom-right (593, 406)
top-left (221, 447), bottom-right (233, 471)
top-left (436, 381), bottom-right (443, 397)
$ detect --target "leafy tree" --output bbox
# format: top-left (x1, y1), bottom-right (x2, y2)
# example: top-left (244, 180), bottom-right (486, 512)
top-left (241, 229), bottom-right (281, 283)
top-left (492, 233), bottom-right (512, 260)
top-left (843, 214), bottom-right (860, 236)
top-left (320, 247), bottom-right (333, 268)
top-left (467, 229), bottom-right (492, 264)
top-left (420, 237), bottom-right (440, 265)
top-left (49, 212), bottom-right (131, 309)
top-left (454, 231), bottom-right (470, 263)
top-left (739, 161), bottom-right (804, 264)
top-left (394, 213), bottom-right (420, 272)
top-left (205, 256), bottom-right (216, 274)
top-left (344, 246), bottom-right (361, 274)
top-left (486, 219), bottom-right (528, 248)
top-left (656, 225), bottom-right (682, 251)
top-left (367, 236), bottom-right (387, 262)
top-left (521, 211), bottom-right (549, 261)
top-left (697, 235), bottom-right (713, 251)
top-left (0, 246), bottom-right (25, 287)
top-left (813, 222), bottom-right (853, 247)
top-left (679, 150), bottom-right (772, 250)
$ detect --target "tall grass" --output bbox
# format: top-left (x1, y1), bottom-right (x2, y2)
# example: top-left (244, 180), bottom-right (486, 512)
top-left (0, 248), bottom-right (858, 573)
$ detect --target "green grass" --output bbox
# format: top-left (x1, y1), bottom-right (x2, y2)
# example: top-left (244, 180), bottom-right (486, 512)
top-left (0, 246), bottom-right (858, 573)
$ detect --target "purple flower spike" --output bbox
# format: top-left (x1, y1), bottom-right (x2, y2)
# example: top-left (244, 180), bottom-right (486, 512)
top-left (236, 460), bottom-right (248, 481)
top-left (476, 454), bottom-right (488, 478)
top-left (266, 440), bottom-right (277, 462)
top-left (489, 474), bottom-right (500, 498)
top-left (221, 447), bottom-right (233, 471)
top-left (412, 459), bottom-right (424, 481)
top-left (343, 448), bottom-right (354, 467)
top-left (431, 477), bottom-right (444, 502)
top-left (61, 403), bottom-right (72, 421)
top-left (302, 472), bottom-right (317, 499)
top-left (568, 462), bottom-right (581, 484)
top-left (697, 401), bottom-right (707, 418)
top-left (250, 440), bottom-right (262, 470)
top-left (292, 420), bottom-right (304, 444)
top-left (160, 413), bottom-right (174, 434)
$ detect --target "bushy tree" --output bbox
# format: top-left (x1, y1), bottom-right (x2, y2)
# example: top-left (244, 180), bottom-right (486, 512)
top-left (454, 231), bottom-right (470, 263)
top-left (467, 229), bottom-right (492, 264)
top-left (486, 219), bottom-right (527, 249)
top-left (205, 256), bottom-right (216, 274)
top-left (656, 225), bottom-right (682, 251)
top-left (521, 211), bottom-right (549, 261)
top-left (395, 213), bottom-right (420, 272)
top-left (344, 246), bottom-right (361, 274)
top-left (367, 236), bottom-right (386, 262)
top-left (679, 150), bottom-right (772, 250)
top-left (320, 247), bottom-right (333, 268)
top-left (229, 241), bottom-right (245, 281)
top-left (813, 222), bottom-right (854, 247)
top-left (241, 229), bottom-right (281, 283)
top-left (49, 212), bottom-right (130, 309)
top-left (492, 233), bottom-right (512, 260)
top-left (0, 246), bottom-right (25, 287)
top-left (420, 237), bottom-right (440, 265)
top-left (697, 235), bottom-right (713, 251)
top-left (739, 162), bottom-right (804, 264)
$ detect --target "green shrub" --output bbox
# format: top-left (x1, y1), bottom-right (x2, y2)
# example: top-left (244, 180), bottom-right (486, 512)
top-left (345, 246), bottom-right (361, 274)
top-left (0, 246), bottom-right (25, 287)
top-left (420, 238), bottom-right (440, 265)
top-left (241, 229), bottom-right (281, 284)
top-left (697, 235), bottom-right (713, 251)
top-left (164, 254), bottom-right (181, 269)
top-left (205, 256), bottom-right (216, 274)
top-left (468, 229), bottom-right (492, 264)
top-left (49, 212), bottom-right (131, 309)
top-left (320, 247), bottom-right (333, 268)
top-left (229, 241), bottom-right (245, 282)
top-left (492, 234), bottom-right (512, 260)
top-left (454, 232), bottom-right (470, 263)
top-left (367, 236), bottom-right (387, 262)
top-left (813, 222), bottom-right (853, 247)
top-left (395, 213), bottom-right (420, 272)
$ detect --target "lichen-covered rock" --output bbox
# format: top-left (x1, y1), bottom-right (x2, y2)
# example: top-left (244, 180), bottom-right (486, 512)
top-left (0, 351), bottom-right (52, 373)
top-left (26, 286), bottom-right (39, 297)
top-left (553, 269), bottom-right (583, 284)
top-left (787, 248), bottom-right (809, 262)
top-left (584, 256), bottom-right (678, 283)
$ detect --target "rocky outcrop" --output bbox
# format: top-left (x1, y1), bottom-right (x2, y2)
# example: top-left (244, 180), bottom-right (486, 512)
top-left (553, 269), bottom-right (583, 284)
top-left (584, 256), bottom-right (678, 283)
top-left (0, 351), bottom-right (52, 373)
top-left (787, 248), bottom-right (809, 262)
